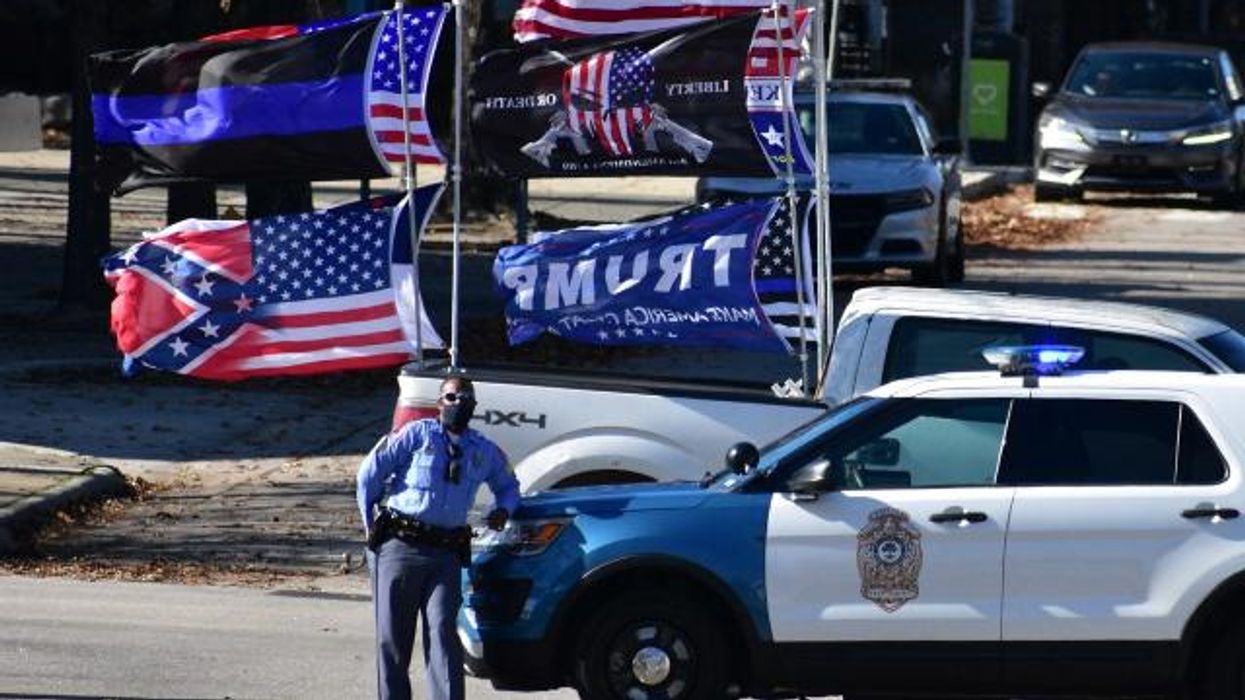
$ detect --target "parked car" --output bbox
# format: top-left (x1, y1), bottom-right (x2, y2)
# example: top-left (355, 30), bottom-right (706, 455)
top-left (461, 353), bottom-right (1245, 699)
top-left (697, 85), bottom-right (965, 285)
top-left (393, 287), bottom-right (1245, 493)
top-left (1034, 41), bottom-right (1245, 205)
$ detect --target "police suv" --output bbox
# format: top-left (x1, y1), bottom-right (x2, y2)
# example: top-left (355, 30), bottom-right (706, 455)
top-left (460, 347), bottom-right (1245, 699)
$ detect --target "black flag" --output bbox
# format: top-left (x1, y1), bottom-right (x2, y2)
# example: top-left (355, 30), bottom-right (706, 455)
top-left (470, 10), bottom-right (812, 179)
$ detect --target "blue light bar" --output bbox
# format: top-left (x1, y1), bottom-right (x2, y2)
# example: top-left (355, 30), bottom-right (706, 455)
top-left (982, 345), bottom-right (1085, 377)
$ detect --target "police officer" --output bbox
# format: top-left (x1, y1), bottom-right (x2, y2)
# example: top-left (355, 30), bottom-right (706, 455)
top-left (357, 375), bottom-right (519, 700)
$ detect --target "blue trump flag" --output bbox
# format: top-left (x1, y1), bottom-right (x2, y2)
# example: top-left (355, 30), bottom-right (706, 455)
top-left (493, 199), bottom-right (789, 353)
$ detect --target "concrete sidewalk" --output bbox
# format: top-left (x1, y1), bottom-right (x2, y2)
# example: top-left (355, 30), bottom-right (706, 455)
top-left (0, 444), bottom-right (130, 556)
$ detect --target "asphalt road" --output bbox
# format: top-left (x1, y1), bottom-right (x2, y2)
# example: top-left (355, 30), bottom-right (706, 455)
top-left (0, 574), bottom-right (578, 700)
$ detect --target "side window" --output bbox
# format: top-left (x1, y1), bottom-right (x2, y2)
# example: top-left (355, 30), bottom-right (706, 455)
top-left (883, 317), bottom-right (1211, 384)
top-left (1177, 406), bottom-right (1229, 485)
top-left (999, 399), bottom-right (1179, 486)
top-left (1075, 332), bottom-right (1209, 372)
top-left (883, 318), bottom-right (1040, 383)
top-left (792, 399), bottom-right (1010, 490)
top-left (1219, 52), bottom-right (1243, 102)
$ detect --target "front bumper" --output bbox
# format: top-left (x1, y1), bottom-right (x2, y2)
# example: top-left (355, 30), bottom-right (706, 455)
top-left (459, 622), bottom-right (564, 691)
top-left (1037, 140), bottom-right (1238, 194)
top-left (830, 198), bottom-right (940, 272)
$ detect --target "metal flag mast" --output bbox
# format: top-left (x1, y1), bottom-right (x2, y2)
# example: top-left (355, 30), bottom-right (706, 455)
top-left (771, 0), bottom-right (810, 397)
top-left (814, 0), bottom-right (839, 392)
top-left (393, 0), bottom-right (423, 367)
top-left (449, 0), bottom-right (464, 371)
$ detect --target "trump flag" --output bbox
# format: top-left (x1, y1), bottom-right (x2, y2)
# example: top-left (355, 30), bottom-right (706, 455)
top-left (101, 184), bottom-right (443, 381)
top-left (90, 8), bottom-right (448, 193)
top-left (493, 198), bottom-right (789, 353)
top-left (512, 0), bottom-right (774, 43)
top-left (472, 9), bottom-right (810, 178)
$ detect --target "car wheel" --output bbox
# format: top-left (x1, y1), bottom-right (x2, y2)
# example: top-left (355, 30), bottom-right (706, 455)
top-left (1193, 625), bottom-right (1245, 700)
top-left (947, 201), bottom-right (965, 284)
top-left (912, 207), bottom-right (953, 287)
top-left (574, 590), bottom-right (730, 700)
top-left (1034, 182), bottom-right (1060, 202)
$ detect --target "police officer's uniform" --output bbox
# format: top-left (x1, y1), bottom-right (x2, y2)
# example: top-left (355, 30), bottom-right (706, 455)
top-left (357, 417), bottom-right (520, 700)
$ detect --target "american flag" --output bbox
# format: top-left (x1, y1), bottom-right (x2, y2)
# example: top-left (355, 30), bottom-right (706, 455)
top-left (513, 0), bottom-right (773, 43)
top-left (753, 195), bottom-right (817, 343)
top-left (564, 46), bottom-right (656, 156)
top-left (367, 7), bottom-right (448, 169)
top-left (101, 187), bottom-right (444, 381)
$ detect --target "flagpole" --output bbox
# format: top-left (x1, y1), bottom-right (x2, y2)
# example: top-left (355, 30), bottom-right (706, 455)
top-left (393, 0), bottom-right (424, 367)
top-left (772, 0), bottom-right (810, 398)
top-left (814, 0), bottom-right (839, 392)
top-left (449, 0), bottom-right (464, 372)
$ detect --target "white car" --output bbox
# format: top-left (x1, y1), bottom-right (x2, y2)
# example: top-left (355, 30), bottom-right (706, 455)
top-left (697, 88), bottom-right (965, 285)
top-left (463, 349), bottom-right (1245, 699)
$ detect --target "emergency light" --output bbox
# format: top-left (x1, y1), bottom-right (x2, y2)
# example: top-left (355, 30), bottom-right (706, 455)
top-left (982, 345), bottom-right (1085, 378)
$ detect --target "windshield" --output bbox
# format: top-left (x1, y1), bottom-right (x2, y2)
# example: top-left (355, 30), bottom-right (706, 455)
top-left (1199, 329), bottom-right (1245, 371)
top-left (1064, 51), bottom-right (1222, 100)
top-left (797, 102), bottom-right (924, 155)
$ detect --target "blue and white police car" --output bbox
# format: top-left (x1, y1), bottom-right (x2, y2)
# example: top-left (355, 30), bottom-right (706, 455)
top-left (460, 347), bottom-right (1245, 699)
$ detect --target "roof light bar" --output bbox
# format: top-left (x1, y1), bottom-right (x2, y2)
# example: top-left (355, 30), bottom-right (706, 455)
top-left (982, 345), bottom-right (1085, 378)
top-left (828, 78), bottom-right (913, 92)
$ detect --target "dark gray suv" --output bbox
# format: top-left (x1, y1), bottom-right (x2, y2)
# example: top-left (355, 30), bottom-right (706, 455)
top-left (1034, 41), bottom-right (1245, 205)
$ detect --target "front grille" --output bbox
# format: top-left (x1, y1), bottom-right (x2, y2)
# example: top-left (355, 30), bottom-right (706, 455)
top-left (471, 577), bottom-right (532, 624)
top-left (828, 194), bottom-right (887, 257)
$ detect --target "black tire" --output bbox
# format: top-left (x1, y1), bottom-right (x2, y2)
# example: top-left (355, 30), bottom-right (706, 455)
top-left (912, 208), bottom-right (952, 287)
top-left (1033, 182), bottom-right (1060, 202)
top-left (1035, 183), bottom-right (1083, 203)
top-left (574, 590), bottom-right (730, 700)
top-left (1194, 625), bottom-right (1245, 699)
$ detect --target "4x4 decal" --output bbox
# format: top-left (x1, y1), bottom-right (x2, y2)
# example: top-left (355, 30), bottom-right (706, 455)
top-left (479, 408), bottom-right (548, 430)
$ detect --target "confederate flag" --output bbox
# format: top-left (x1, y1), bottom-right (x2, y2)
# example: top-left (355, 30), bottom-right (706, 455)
top-left (101, 185), bottom-right (443, 381)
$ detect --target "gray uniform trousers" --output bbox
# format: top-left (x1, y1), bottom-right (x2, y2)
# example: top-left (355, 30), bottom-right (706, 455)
top-left (369, 537), bottom-right (465, 700)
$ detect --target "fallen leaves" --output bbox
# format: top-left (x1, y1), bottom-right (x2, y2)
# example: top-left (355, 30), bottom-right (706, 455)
top-left (963, 185), bottom-right (1098, 250)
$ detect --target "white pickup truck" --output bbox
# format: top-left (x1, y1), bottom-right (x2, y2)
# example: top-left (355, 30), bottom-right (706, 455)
top-left (394, 286), bottom-right (1245, 492)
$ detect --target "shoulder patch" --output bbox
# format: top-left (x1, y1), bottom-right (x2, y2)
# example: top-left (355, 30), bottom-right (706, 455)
top-left (856, 507), bottom-right (923, 613)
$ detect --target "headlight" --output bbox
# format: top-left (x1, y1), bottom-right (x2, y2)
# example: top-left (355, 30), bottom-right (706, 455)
top-left (883, 187), bottom-right (935, 213)
top-left (488, 517), bottom-right (570, 556)
top-left (1038, 115), bottom-right (1087, 150)
top-left (1182, 120), bottom-right (1234, 146)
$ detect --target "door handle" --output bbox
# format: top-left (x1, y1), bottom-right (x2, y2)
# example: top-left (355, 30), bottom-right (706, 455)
top-left (929, 509), bottom-right (988, 524)
top-left (1182, 507), bottom-right (1240, 520)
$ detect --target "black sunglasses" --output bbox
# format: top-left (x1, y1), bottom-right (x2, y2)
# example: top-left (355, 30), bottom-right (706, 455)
top-left (446, 441), bottom-right (462, 484)
top-left (440, 391), bottom-right (475, 404)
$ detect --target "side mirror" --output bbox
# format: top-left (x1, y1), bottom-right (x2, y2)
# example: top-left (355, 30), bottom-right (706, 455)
top-left (725, 442), bottom-right (759, 475)
top-left (787, 459), bottom-right (834, 499)
top-left (933, 137), bottom-right (962, 156)
top-left (1032, 81), bottom-right (1052, 99)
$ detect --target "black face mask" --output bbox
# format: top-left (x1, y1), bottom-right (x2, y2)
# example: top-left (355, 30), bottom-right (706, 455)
top-left (440, 401), bottom-right (476, 433)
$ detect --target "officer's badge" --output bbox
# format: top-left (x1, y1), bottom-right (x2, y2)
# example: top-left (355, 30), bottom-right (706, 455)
top-left (856, 507), bottom-right (923, 613)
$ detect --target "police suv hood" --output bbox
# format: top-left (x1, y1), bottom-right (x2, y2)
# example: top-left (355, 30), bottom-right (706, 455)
top-left (701, 154), bottom-right (934, 197)
top-left (1047, 93), bottom-right (1229, 130)
top-left (515, 481), bottom-right (711, 518)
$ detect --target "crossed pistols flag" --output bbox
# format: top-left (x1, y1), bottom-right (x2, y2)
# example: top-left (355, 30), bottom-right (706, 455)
top-left (472, 8), bottom-right (812, 179)
top-left (90, 8), bottom-right (448, 193)
top-left (101, 185), bottom-right (443, 381)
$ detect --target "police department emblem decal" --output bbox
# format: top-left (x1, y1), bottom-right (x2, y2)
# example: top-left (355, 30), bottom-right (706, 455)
top-left (857, 508), bottom-right (923, 613)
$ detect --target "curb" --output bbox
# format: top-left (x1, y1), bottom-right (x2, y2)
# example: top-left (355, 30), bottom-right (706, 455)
top-left (0, 465), bottom-right (132, 556)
